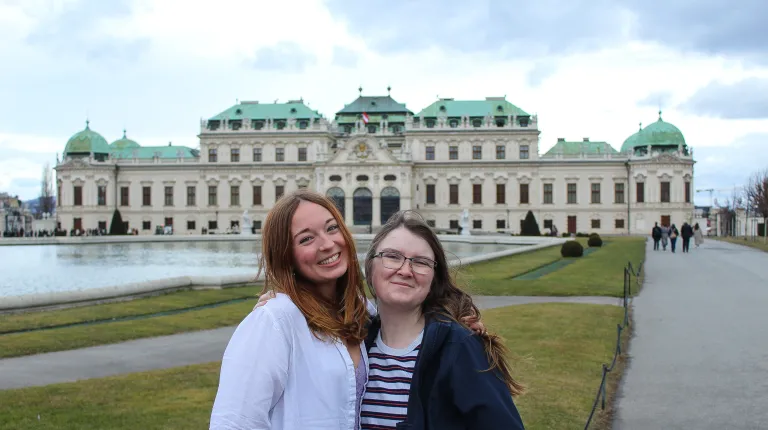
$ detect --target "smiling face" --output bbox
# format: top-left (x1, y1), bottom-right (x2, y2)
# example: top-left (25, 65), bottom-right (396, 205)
top-left (291, 200), bottom-right (349, 292)
top-left (370, 227), bottom-right (435, 313)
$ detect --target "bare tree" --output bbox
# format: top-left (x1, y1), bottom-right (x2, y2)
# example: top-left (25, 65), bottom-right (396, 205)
top-left (745, 168), bottom-right (768, 242)
top-left (716, 188), bottom-right (745, 237)
top-left (39, 162), bottom-right (55, 218)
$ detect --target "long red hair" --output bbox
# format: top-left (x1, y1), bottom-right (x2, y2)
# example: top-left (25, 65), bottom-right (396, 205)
top-left (258, 189), bottom-right (369, 344)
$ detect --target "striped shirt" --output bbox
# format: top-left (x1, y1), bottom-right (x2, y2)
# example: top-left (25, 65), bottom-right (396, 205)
top-left (360, 330), bottom-right (423, 429)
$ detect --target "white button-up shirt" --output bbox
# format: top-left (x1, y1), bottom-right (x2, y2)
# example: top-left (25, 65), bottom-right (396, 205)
top-left (210, 293), bottom-right (372, 430)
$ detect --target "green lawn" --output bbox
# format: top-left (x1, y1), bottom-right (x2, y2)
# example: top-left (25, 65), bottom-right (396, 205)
top-left (715, 236), bottom-right (768, 253)
top-left (0, 303), bottom-right (626, 430)
top-left (463, 237), bottom-right (645, 297)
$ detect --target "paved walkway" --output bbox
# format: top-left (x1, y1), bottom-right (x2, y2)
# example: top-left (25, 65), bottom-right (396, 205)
top-left (0, 295), bottom-right (620, 390)
top-left (614, 239), bottom-right (768, 429)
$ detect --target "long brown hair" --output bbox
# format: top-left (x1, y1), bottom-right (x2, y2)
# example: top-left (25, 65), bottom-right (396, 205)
top-left (364, 210), bottom-right (525, 396)
top-left (258, 189), bottom-right (369, 344)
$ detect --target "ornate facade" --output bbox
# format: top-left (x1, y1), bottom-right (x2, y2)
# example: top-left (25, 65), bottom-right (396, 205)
top-left (55, 92), bottom-right (695, 235)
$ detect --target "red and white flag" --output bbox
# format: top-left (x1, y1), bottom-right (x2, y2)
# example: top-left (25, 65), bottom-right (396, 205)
top-left (362, 112), bottom-right (370, 124)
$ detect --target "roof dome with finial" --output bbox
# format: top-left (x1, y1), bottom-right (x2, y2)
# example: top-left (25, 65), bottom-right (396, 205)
top-left (621, 111), bottom-right (687, 153)
top-left (63, 120), bottom-right (111, 155)
top-left (110, 129), bottom-right (141, 150)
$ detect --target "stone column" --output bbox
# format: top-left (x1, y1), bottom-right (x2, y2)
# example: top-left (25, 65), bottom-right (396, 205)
top-left (345, 196), bottom-right (353, 225)
top-left (372, 195), bottom-right (381, 227)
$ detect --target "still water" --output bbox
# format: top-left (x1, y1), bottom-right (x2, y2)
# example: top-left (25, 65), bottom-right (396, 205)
top-left (0, 240), bottom-right (517, 297)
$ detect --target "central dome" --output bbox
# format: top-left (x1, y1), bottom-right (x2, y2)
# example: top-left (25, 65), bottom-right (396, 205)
top-left (64, 121), bottom-right (111, 155)
top-left (621, 112), bottom-right (686, 153)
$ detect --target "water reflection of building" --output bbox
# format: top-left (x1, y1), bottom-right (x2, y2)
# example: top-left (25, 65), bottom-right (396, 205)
top-left (54, 90), bottom-right (695, 235)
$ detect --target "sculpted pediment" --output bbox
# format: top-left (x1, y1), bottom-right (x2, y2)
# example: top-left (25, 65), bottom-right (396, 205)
top-left (325, 137), bottom-right (402, 165)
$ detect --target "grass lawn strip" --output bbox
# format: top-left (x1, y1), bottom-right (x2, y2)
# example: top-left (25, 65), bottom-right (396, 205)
top-left (715, 236), bottom-right (768, 253)
top-left (0, 300), bottom-right (256, 359)
top-left (0, 303), bottom-right (624, 430)
top-left (512, 245), bottom-right (601, 280)
top-left (0, 286), bottom-right (259, 334)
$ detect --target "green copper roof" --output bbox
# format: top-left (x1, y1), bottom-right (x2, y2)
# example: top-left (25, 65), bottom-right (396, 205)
top-left (620, 112), bottom-right (686, 152)
top-left (336, 114), bottom-right (408, 124)
top-left (64, 121), bottom-right (111, 155)
top-left (336, 95), bottom-right (412, 115)
top-left (110, 130), bottom-right (141, 150)
top-left (417, 97), bottom-right (530, 117)
top-left (110, 144), bottom-right (198, 160)
top-left (544, 139), bottom-right (618, 156)
top-left (209, 100), bottom-right (321, 121)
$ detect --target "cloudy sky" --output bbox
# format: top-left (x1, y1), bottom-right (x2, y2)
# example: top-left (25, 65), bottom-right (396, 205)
top-left (2, 0), bottom-right (767, 205)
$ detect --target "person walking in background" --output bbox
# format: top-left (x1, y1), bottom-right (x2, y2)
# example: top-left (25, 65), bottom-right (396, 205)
top-left (693, 223), bottom-right (704, 248)
top-left (669, 224), bottom-right (680, 253)
top-left (660, 224), bottom-right (670, 251)
top-left (681, 222), bottom-right (694, 253)
top-left (651, 222), bottom-right (662, 250)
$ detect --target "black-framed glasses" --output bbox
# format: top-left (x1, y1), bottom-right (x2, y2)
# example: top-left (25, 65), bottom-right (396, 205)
top-left (373, 251), bottom-right (437, 275)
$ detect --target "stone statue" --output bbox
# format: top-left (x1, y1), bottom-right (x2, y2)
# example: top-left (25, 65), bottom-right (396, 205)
top-left (459, 209), bottom-right (471, 236)
top-left (241, 210), bottom-right (253, 235)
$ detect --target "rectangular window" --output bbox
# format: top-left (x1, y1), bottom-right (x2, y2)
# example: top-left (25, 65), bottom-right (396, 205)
top-left (120, 186), bottom-right (129, 206)
top-left (253, 185), bottom-right (262, 205)
top-left (449, 220), bottom-right (459, 229)
top-left (164, 217), bottom-right (173, 227)
top-left (253, 148), bottom-right (262, 162)
top-left (615, 219), bottom-right (625, 229)
top-left (254, 221), bottom-right (262, 230)
top-left (427, 220), bottom-right (436, 228)
top-left (208, 148), bottom-right (217, 162)
top-left (142, 186), bottom-right (151, 206)
top-left (496, 219), bottom-right (506, 229)
top-left (449, 184), bottom-right (459, 204)
top-left (519, 145), bottom-right (530, 159)
top-left (164, 186), bottom-right (174, 206)
top-left (230, 148), bottom-right (240, 162)
top-left (426, 184), bottom-right (436, 204)
top-left (472, 145), bottom-right (482, 160)
top-left (685, 182), bottom-right (691, 203)
top-left (57, 183), bottom-right (61, 207)
top-left (97, 185), bottom-right (107, 206)
top-left (519, 183), bottom-right (529, 204)
top-left (186, 186), bottom-right (196, 206)
top-left (208, 220), bottom-right (218, 230)
top-left (298, 147), bottom-right (307, 162)
top-left (495, 145), bottom-right (505, 159)
top-left (449, 146), bottom-right (458, 160)
top-left (73, 186), bottom-right (83, 206)
top-left (615, 183), bottom-right (625, 204)
top-left (544, 219), bottom-right (553, 229)
top-left (187, 220), bottom-right (196, 231)
top-left (142, 221), bottom-right (151, 230)
top-left (661, 181), bottom-right (671, 203)
top-left (591, 183), bottom-right (601, 204)
top-left (567, 183), bottom-right (577, 204)
top-left (496, 184), bottom-right (505, 204)
top-left (472, 184), bottom-right (482, 204)
top-left (275, 185), bottom-right (285, 200)
top-left (592, 219), bottom-right (601, 229)
top-left (230, 185), bottom-right (240, 206)
top-left (208, 185), bottom-right (217, 206)
top-left (425, 146), bottom-right (435, 160)
top-left (98, 221), bottom-right (107, 231)
top-left (636, 182), bottom-right (645, 203)
top-left (543, 183), bottom-right (553, 204)
top-left (276, 148), bottom-right (285, 162)
top-left (473, 220), bottom-right (482, 229)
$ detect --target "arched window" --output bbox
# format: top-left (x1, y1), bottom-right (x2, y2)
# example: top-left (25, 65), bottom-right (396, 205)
top-left (326, 187), bottom-right (345, 219)
top-left (353, 188), bottom-right (373, 225)
top-left (380, 187), bottom-right (400, 224)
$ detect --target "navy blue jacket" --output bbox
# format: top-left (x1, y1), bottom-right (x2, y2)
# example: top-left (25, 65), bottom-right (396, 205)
top-left (364, 314), bottom-right (525, 430)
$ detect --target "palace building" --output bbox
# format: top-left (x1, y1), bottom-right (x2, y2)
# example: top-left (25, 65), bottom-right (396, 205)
top-left (54, 90), bottom-right (695, 235)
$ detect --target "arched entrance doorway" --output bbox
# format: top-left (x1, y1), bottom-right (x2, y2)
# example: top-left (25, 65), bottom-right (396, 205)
top-left (326, 187), bottom-right (345, 219)
top-left (353, 188), bottom-right (372, 225)
top-left (380, 186), bottom-right (400, 224)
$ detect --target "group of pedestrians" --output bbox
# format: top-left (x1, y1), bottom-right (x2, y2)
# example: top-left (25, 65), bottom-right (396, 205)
top-left (651, 221), bottom-right (704, 253)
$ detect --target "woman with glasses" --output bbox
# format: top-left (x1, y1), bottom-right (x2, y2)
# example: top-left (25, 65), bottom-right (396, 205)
top-left (361, 210), bottom-right (525, 429)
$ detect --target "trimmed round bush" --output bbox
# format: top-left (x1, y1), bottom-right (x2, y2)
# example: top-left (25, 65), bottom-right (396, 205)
top-left (588, 233), bottom-right (603, 247)
top-left (561, 240), bottom-right (584, 257)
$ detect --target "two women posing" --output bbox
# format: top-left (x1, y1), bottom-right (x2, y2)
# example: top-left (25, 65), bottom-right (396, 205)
top-left (210, 190), bottom-right (525, 429)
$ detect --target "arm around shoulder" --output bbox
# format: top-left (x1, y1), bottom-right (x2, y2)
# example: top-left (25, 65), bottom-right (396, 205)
top-left (448, 335), bottom-right (525, 430)
top-left (210, 308), bottom-right (291, 429)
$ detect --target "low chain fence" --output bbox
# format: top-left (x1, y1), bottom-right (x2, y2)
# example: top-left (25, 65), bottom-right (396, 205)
top-left (583, 260), bottom-right (643, 429)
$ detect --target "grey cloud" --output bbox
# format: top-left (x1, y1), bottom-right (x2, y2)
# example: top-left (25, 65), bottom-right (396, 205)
top-left (636, 91), bottom-right (673, 110)
top-left (693, 133), bottom-right (768, 195)
top-left (332, 46), bottom-right (359, 68)
top-left (325, 0), bottom-right (768, 60)
top-left (679, 78), bottom-right (768, 120)
top-left (252, 42), bottom-right (317, 72)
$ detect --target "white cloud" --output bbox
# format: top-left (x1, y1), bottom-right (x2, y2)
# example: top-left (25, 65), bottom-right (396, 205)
top-left (1, 0), bottom-right (768, 201)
